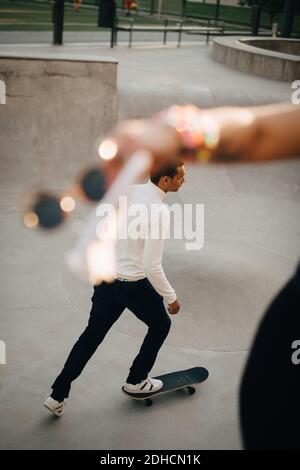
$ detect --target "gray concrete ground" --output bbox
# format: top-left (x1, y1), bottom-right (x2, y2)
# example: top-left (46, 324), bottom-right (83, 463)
top-left (0, 32), bottom-right (299, 450)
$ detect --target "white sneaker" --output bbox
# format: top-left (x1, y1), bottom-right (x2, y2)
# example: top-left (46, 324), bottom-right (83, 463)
top-left (43, 396), bottom-right (65, 417)
top-left (124, 377), bottom-right (163, 394)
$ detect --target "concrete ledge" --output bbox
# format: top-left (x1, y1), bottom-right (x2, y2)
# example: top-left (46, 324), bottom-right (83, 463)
top-left (211, 36), bottom-right (300, 82)
top-left (0, 50), bottom-right (118, 186)
top-left (241, 38), bottom-right (300, 56)
top-left (0, 49), bottom-right (117, 64)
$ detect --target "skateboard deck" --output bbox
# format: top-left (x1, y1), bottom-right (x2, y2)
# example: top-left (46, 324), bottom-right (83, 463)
top-left (122, 367), bottom-right (209, 406)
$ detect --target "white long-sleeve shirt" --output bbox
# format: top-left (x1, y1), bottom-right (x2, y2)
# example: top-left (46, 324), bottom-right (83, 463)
top-left (116, 180), bottom-right (176, 304)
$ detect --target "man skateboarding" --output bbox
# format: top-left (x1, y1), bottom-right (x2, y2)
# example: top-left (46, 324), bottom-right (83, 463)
top-left (44, 160), bottom-right (185, 416)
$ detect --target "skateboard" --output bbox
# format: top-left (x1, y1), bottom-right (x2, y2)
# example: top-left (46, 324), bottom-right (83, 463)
top-left (122, 367), bottom-right (209, 407)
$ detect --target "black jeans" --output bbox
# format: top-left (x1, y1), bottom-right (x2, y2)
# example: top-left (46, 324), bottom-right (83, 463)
top-left (240, 263), bottom-right (300, 449)
top-left (51, 278), bottom-right (171, 400)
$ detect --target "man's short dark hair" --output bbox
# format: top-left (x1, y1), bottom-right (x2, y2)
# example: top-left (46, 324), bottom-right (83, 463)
top-left (150, 159), bottom-right (184, 185)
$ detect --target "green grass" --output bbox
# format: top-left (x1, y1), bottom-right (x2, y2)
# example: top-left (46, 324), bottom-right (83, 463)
top-left (0, 0), bottom-right (299, 34)
top-left (0, 0), bottom-right (168, 31)
top-left (119, 0), bottom-right (300, 33)
top-left (0, 1), bottom-right (101, 31)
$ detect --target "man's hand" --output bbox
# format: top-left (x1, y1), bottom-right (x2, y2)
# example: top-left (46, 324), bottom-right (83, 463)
top-left (168, 299), bottom-right (180, 315)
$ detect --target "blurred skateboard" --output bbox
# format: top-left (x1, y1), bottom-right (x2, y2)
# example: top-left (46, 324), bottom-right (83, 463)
top-left (122, 367), bottom-right (209, 407)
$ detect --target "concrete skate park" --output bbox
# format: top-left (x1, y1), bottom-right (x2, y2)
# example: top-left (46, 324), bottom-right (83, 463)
top-left (0, 30), bottom-right (300, 450)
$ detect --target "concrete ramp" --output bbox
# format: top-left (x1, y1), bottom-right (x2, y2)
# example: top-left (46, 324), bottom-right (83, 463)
top-left (0, 50), bottom-right (118, 189)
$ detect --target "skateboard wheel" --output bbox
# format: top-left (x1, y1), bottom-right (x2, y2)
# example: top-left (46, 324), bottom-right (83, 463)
top-left (187, 386), bottom-right (196, 395)
top-left (144, 398), bottom-right (153, 407)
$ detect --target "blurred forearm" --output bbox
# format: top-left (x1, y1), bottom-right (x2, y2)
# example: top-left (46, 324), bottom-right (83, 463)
top-left (207, 103), bottom-right (300, 163)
